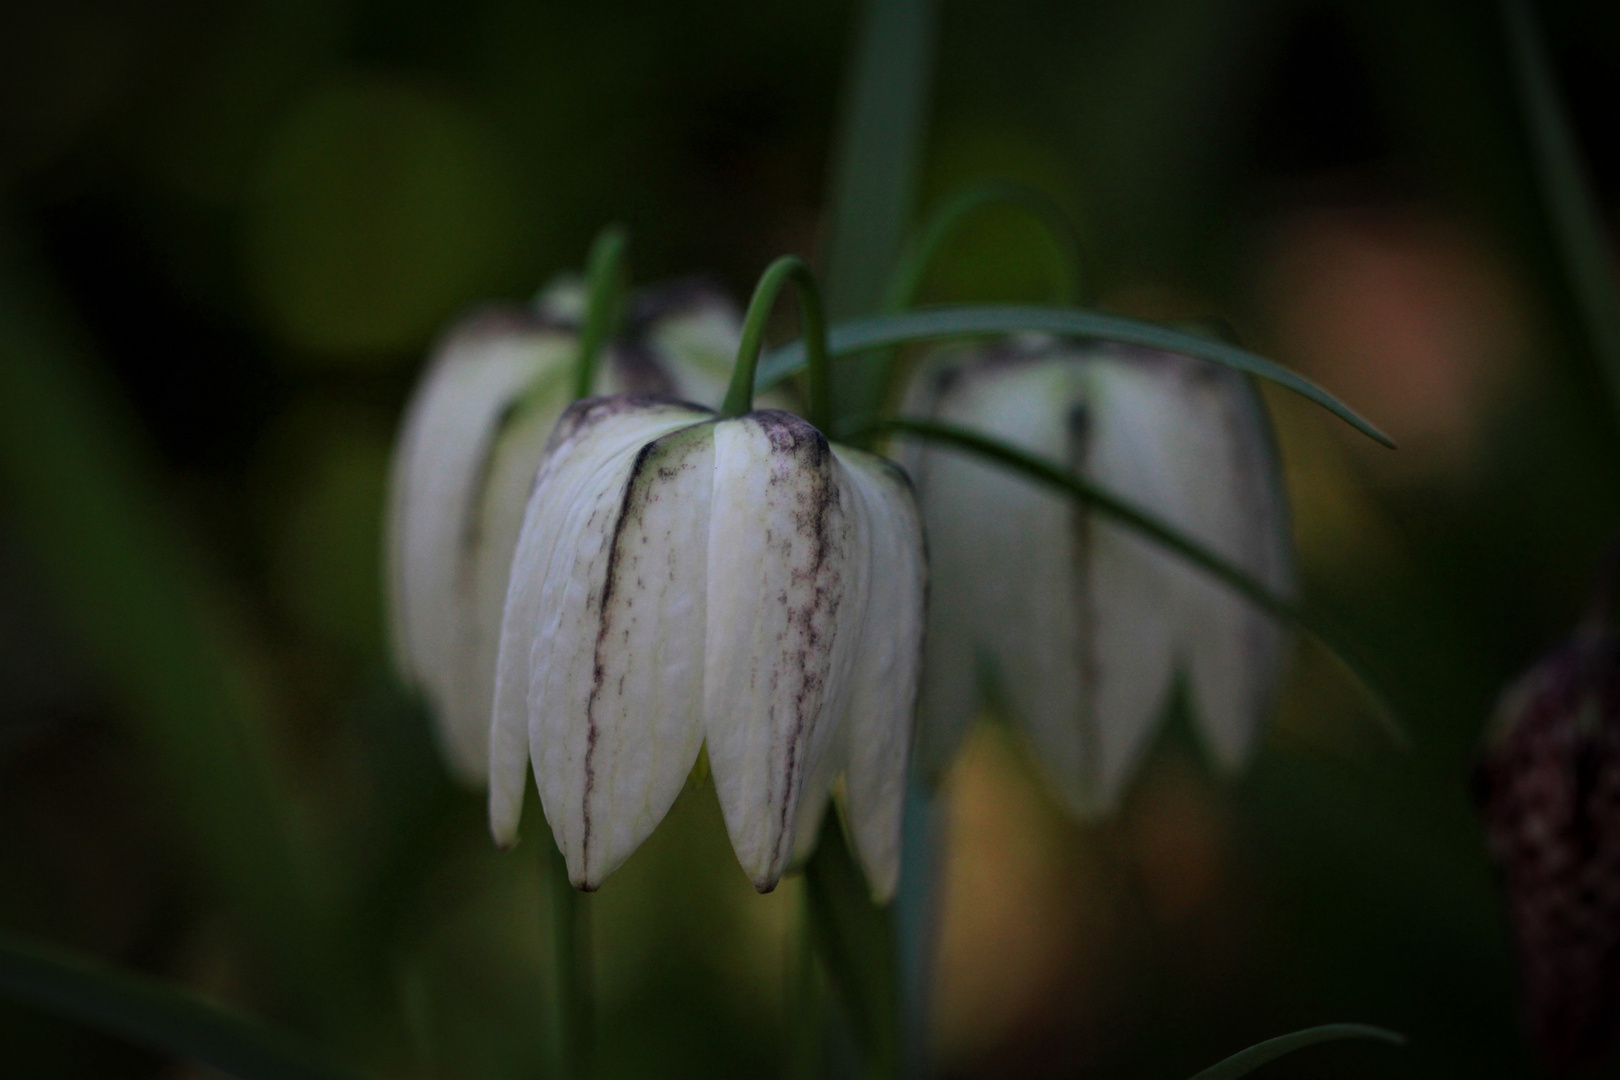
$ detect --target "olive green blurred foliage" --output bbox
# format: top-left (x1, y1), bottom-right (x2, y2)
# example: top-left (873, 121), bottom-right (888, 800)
top-left (2, 0), bottom-right (1620, 1076)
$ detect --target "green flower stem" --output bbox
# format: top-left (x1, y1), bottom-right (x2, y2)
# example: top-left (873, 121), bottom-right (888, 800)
top-left (552, 229), bottom-right (621, 1079)
top-left (787, 886), bottom-right (821, 1080)
top-left (722, 256), bottom-right (832, 431)
top-left (895, 776), bottom-right (943, 1080)
top-left (850, 181), bottom-right (1087, 443)
top-left (865, 415), bottom-right (1408, 749)
top-left (572, 224), bottom-right (631, 401)
top-left (545, 843), bottom-right (594, 1080)
top-left (885, 180), bottom-right (1085, 312)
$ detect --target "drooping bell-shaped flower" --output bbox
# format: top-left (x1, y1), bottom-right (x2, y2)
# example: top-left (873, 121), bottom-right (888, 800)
top-left (1477, 550), bottom-right (1620, 1075)
top-left (901, 336), bottom-right (1294, 816)
top-left (385, 279), bottom-right (755, 786)
top-left (487, 395), bottom-right (925, 898)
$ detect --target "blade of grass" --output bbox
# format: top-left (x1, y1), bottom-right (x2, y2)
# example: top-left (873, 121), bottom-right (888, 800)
top-left (867, 416), bottom-right (1407, 749)
top-left (0, 227), bottom-right (335, 1009)
top-left (1186, 1023), bottom-right (1405, 1080)
top-left (821, 0), bottom-right (938, 423)
top-left (757, 306), bottom-right (1394, 447)
top-left (0, 932), bottom-right (368, 1080)
top-left (1500, 0), bottom-right (1620, 422)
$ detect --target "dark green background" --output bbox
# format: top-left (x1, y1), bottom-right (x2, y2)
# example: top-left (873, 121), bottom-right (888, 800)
top-left (2, 0), bottom-right (1619, 1076)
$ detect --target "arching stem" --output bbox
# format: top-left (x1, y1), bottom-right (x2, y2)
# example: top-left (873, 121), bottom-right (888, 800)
top-left (722, 256), bottom-right (832, 432)
top-left (572, 225), bottom-right (630, 402)
top-left (885, 179), bottom-right (1086, 312)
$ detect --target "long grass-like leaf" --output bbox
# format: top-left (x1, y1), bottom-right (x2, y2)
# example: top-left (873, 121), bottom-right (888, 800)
top-left (821, 0), bottom-right (938, 426)
top-left (869, 416), bottom-right (1407, 748)
top-left (822, 0), bottom-right (937, 321)
top-left (0, 933), bottom-right (368, 1080)
top-left (758, 306), bottom-right (1394, 447)
top-left (1186, 1022), bottom-right (1405, 1080)
top-left (0, 228), bottom-right (335, 1004)
top-left (1500, 0), bottom-right (1620, 421)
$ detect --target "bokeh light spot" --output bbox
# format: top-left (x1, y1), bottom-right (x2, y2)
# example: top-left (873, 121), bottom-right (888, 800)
top-left (245, 73), bottom-right (519, 361)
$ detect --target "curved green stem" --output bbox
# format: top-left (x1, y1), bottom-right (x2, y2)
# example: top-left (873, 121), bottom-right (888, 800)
top-left (862, 415), bottom-right (1408, 749)
top-left (1187, 1023), bottom-right (1404, 1080)
top-left (886, 180), bottom-right (1086, 312)
top-left (572, 225), bottom-right (631, 402)
top-left (757, 305), bottom-right (1394, 448)
top-left (722, 256), bottom-right (832, 431)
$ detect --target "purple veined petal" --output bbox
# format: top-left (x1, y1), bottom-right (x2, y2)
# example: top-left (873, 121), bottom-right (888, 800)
top-left (488, 396), bottom-right (712, 852)
top-left (531, 419), bottom-right (717, 889)
top-left (703, 411), bottom-right (865, 892)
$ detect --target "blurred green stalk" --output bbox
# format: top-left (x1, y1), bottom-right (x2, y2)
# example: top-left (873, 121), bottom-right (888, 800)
top-left (1501, 0), bottom-right (1620, 424)
top-left (0, 222), bottom-right (344, 1023)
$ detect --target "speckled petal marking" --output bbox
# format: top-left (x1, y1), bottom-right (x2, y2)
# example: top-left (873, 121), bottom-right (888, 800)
top-left (704, 411), bottom-right (860, 892)
top-left (534, 421), bottom-right (715, 888)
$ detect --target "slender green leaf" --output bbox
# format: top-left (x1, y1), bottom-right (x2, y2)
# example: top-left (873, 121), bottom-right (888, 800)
top-left (1186, 1023), bottom-right (1405, 1080)
top-left (868, 416), bottom-right (1407, 749)
top-left (572, 223), bottom-right (630, 400)
top-left (0, 933), bottom-right (368, 1080)
top-left (757, 306), bottom-right (1395, 447)
top-left (822, 0), bottom-right (937, 320)
top-left (822, 0), bottom-right (938, 425)
top-left (1500, 0), bottom-right (1620, 422)
top-left (0, 228), bottom-right (334, 1001)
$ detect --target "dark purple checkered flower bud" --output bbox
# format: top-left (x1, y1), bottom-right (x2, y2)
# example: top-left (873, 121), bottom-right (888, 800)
top-left (1477, 551), bottom-right (1620, 1075)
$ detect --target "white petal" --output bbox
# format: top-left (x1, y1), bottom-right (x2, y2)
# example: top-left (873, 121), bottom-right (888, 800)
top-left (488, 396), bottom-right (711, 854)
top-left (536, 421), bottom-right (716, 888)
top-left (1064, 357), bottom-right (1193, 812)
top-left (385, 314), bottom-right (573, 783)
top-left (433, 377), bottom-right (568, 786)
top-left (704, 411), bottom-right (864, 891)
top-left (834, 447), bottom-right (926, 901)
top-left (1143, 355), bottom-right (1294, 769)
top-left (911, 354), bottom-right (1182, 816)
top-left (900, 352), bottom-right (984, 782)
